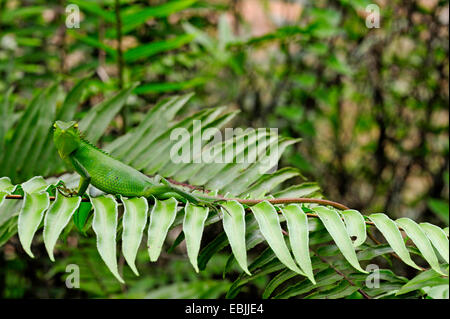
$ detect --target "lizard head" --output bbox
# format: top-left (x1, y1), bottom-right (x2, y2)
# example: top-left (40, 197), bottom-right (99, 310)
top-left (53, 121), bottom-right (80, 159)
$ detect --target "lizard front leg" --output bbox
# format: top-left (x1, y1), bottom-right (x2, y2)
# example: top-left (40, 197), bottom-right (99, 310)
top-left (56, 180), bottom-right (78, 197)
top-left (70, 156), bottom-right (91, 197)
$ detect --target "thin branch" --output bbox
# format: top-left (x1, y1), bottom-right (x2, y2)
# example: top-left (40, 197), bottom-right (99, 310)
top-left (233, 198), bottom-right (349, 210)
top-left (1, 194), bottom-right (376, 229)
top-left (3, 194), bottom-right (348, 210)
top-left (6, 187), bottom-right (448, 240)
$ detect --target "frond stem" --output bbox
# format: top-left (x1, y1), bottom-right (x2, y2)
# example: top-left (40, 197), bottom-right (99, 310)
top-left (1, 194), bottom-right (375, 229)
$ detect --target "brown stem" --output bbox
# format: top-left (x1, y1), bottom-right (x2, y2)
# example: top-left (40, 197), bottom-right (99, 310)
top-left (3, 193), bottom-right (348, 210)
top-left (233, 197), bottom-right (349, 210)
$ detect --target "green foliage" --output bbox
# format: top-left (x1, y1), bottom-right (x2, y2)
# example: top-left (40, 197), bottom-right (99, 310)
top-left (0, 92), bottom-right (449, 299)
top-left (0, 0), bottom-right (448, 300)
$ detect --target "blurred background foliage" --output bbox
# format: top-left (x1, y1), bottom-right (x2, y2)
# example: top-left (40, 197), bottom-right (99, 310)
top-left (0, 0), bottom-right (448, 298)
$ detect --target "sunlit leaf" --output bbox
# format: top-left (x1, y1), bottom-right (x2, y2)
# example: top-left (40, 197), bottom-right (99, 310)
top-left (250, 201), bottom-right (304, 275)
top-left (313, 206), bottom-right (367, 273)
top-left (18, 177), bottom-right (51, 258)
top-left (420, 222), bottom-right (449, 264)
top-left (91, 195), bottom-right (124, 283)
top-left (369, 213), bottom-right (421, 271)
top-left (280, 204), bottom-right (315, 283)
top-left (341, 209), bottom-right (367, 247)
top-left (221, 200), bottom-right (250, 275)
top-left (396, 269), bottom-right (448, 296)
top-left (121, 196), bottom-right (148, 276)
top-left (148, 197), bottom-right (178, 262)
top-left (183, 202), bottom-right (209, 272)
top-left (396, 217), bottom-right (445, 275)
top-left (43, 191), bottom-right (81, 261)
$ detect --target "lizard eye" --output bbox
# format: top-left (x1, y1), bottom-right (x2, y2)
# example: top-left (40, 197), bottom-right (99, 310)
top-left (73, 123), bottom-right (78, 129)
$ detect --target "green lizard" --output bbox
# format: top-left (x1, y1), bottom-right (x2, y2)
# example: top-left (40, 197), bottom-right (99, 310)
top-left (53, 120), bottom-right (214, 205)
top-left (52, 120), bottom-right (349, 211)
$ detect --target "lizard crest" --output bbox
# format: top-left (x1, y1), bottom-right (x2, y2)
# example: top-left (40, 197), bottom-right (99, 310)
top-left (53, 120), bottom-right (110, 158)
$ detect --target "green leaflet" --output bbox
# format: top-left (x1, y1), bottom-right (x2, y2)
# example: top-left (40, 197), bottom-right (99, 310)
top-left (305, 281), bottom-right (359, 299)
top-left (423, 284), bottom-right (450, 299)
top-left (79, 84), bottom-right (137, 144)
top-left (18, 176), bottom-right (51, 258)
top-left (198, 201), bottom-right (255, 272)
top-left (144, 280), bottom-right (231, 299)
top-left (1, 87), bottom-right (47, 180)
top-left (57, 77), bottom-right (89, 121)
top-left (118, 0), bottom-right (197, 35)
top-left (369, 213), bottom-right (422, 271)
top-left (21, 176), bottom-right (48, 193)
top-left (69, 0), bottom-right (115, 22)
top-left (250, 201), bottom-right (304, 275)
top-left (0, 192), bottom-right (6, 209)
top-left (0, 177), bottom-right (15, 193)
top-left (0, 216), bottom-right (18, 247)
top-left (198, 232), bottom-right (229, 272)
top-left (313, 206), bottom-right (367, 273)
top-left (273, 268), bottom-right (342, 299)
top-left (91, 195), bottom-right (124, 284)
top-left (204, 130), bottom-right (274, 191)
top-left (132, 108), bottom-right (213, 171)
top-left (18, 193), bottom-right (50, 257)
top-left (340, 209), bottom-right (367, 247)
top-left (262, 268), bottom-right (298, 299)
top-left (43, 191), bottom-right (81, 261)
top-left (280, 204), bottom-right (315, 284)
top-left (108, 94), bottom-right (191, 161)
top-left (172, 127), bottom-right (235, 182)
top-left (444, 227), bottom-right (449, 237)
top-left (396, 218), bottom-right (445, 275)
top-left (419, 222), bottom-right (449, 264)
top-left (226, 259), bottom-right (286, 299)
top-left (121, 196), bottom-right (148, 276)
top-left (273, 182), bottom-right (321, 198)
top-left (229, 138), bottom-right (301, 196)
top-left (188, 129), bottom-right (261, 186)
top-left (427, 198), bottom-right (449, 225)
top-left (0, 177), bottom-right (15, 208)
top-left (134, 78), bottom-right (206, 95)
top-left (0, 87), bottom-right (13, 153)
top-left (143, 107), bottom-right (225, 174)
top-left (21, 84), bottom-right (59, 179)
top-left (160, 111), bottom-right (239, 177)
top-left (68, 30), bottom-right (116, 57)
top-left (148, 197), bottom-right (178, 262)
top-left (183, 202), bottom-right (209, 272)
top-left (129, 94), bottom-right (192, 162)
top-left (396, 269), bottom-right (449, 296)
top-left (220, 136), bottom-right (292, 195)
top-left (123, 34), bottom-right (194, 63)
top-left (0, 196), bottom-right (21, 230)
top-left (245, 167), bottom-right (301, 199)
top-left (221, 200), bottom-right (250, 275)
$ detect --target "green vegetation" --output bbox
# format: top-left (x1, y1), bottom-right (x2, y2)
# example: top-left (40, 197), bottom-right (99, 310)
top-left (0, 0), bottom-right (448, 299)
